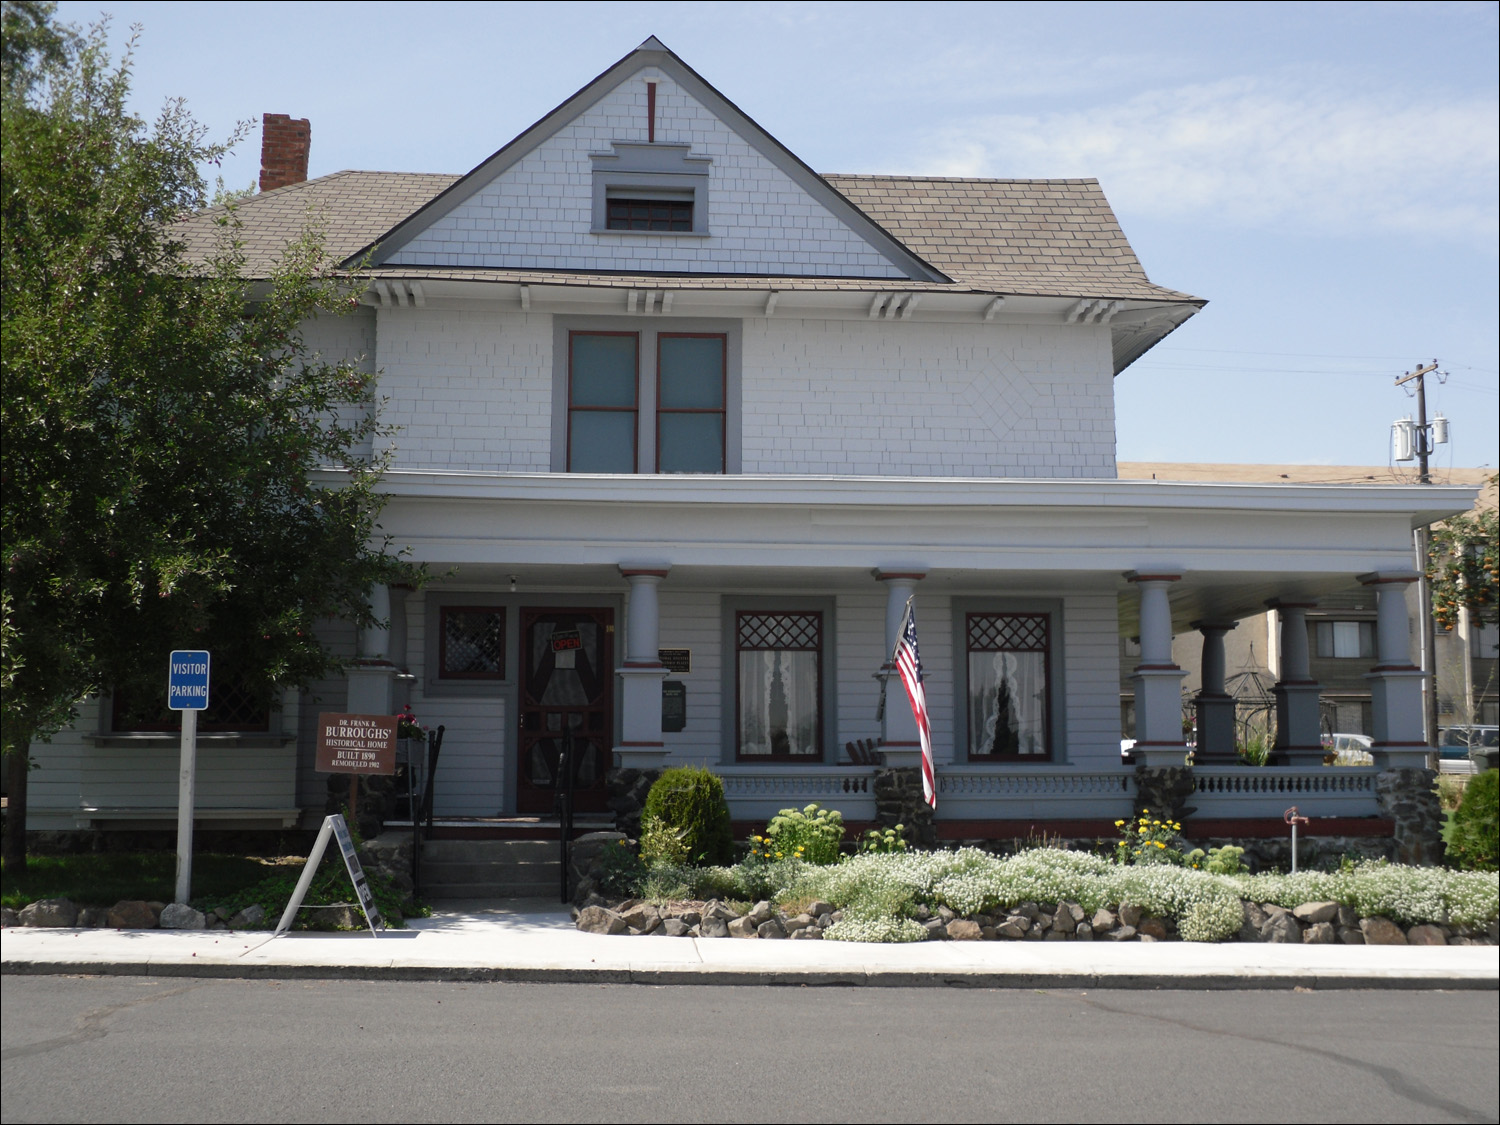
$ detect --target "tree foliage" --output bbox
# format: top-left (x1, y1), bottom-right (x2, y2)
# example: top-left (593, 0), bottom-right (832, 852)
top-left (1, 10), bottom-right (419, 800)
top-left (1428, 477), bottom-right (1499, 632)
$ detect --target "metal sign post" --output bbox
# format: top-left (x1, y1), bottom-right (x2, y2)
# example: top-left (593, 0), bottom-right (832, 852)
top-left (168, 650), bottom-right (211, 904)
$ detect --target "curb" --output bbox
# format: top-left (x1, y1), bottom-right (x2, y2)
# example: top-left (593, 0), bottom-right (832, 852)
top-left (3, 958), bottom-right (1495, 990)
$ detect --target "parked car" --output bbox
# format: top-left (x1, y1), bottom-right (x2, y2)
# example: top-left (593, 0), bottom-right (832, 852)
top-left (1438, 726), bottom-right (1499, 773)
top-left (1329, 732), bottom-right (1374, 766)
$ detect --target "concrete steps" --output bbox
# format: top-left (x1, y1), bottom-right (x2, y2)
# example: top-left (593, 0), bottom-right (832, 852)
top-left (419, 838), bottom-right (563, 899)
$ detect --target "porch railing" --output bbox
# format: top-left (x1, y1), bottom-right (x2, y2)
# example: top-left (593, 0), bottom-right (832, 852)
top-left (936, 768), bottom-right (1135, 821)
top-left (1191, 766), bottom-right (1381, 819)
top-left (717, 766), bottom-right (877, 821)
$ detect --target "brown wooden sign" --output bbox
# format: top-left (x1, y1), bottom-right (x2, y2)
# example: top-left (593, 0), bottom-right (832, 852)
top-left (315, 712), bottom-right (398, 775)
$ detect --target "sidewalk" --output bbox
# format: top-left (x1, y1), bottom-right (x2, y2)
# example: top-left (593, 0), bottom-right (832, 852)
top-left (3, 899), bottom-right (1496, 989)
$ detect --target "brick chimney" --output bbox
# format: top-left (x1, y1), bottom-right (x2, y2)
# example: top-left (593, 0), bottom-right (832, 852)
top-left (259, 113), bottom-right (310, 192)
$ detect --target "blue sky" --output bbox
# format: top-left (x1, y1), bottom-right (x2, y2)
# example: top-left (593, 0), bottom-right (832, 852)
top-left (56, 1), bottom-right (1500, 470)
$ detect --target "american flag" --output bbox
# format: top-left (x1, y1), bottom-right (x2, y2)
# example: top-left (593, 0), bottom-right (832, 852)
top-left (893, 600), bottom-right (936, 808)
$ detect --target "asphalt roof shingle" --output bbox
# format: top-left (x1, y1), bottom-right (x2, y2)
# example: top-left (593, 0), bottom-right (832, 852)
top-left (172, 169), bottom-right (1198, 303)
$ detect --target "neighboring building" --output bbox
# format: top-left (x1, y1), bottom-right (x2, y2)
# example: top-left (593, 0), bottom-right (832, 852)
top-left (24, 39), bottom-right (1479, 841)
top-left (1116, 464), bottom-right (1498, 743)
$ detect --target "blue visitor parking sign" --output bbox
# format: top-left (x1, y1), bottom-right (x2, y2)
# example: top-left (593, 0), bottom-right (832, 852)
top-left (167, 650), bottom-right (211, 711)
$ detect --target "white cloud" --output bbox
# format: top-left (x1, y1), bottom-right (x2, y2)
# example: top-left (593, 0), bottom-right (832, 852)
top-left (917, 76), bottom-right (1499, 240)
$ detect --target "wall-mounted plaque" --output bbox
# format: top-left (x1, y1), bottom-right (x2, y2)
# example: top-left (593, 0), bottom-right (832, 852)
top-left (659, 648), bottom-right (691, 674)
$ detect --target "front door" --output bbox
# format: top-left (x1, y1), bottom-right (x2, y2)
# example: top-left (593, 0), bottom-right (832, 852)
top-left (517, 608), bottom-right (613, 814)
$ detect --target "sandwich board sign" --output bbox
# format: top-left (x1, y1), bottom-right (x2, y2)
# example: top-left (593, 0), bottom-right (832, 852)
top-left (168, 650), bottom-right (210, 905)
top-left (273, 813), bottom-right (385, 937)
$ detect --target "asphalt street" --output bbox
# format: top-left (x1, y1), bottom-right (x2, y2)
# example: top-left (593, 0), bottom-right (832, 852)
top-left (2, 977), bottom-right (1496, 1123)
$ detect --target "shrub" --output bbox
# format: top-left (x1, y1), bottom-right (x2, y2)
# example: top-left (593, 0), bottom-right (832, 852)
top-left (638, 813), bottom-right (691, 867)
top-left (641, 767), bottom-right (734, 866)
top-left (764, 803), bottom-right (845, 865)
top-left (1449, 769), bottom-right (1499, 872)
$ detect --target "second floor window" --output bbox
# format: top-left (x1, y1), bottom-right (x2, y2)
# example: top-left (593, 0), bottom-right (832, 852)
top-left (566, 330), bottom-right (727, 474)
top-left (1315, 620), bottom-right (1375, 659)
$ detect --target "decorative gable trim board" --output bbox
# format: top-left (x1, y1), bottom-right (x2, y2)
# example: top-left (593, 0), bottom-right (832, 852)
top-left (353, 38), bottom-right (947, 283)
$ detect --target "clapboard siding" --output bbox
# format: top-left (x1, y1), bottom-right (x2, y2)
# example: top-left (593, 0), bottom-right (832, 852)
top-left (658, 591), bottom-right (723, 766)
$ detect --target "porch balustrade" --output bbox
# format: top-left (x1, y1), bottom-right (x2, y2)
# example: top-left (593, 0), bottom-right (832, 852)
top-left (717, 765), bottom-right (877, 820)
top-left (1192, 765), bottom-right (1380, 818)
top-left (935, 767), bottom-right (1135, 821)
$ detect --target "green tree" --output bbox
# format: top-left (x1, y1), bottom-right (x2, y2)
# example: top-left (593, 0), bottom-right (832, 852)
top-left (1428, 479), bottom-right (1499, 633)
top-left (1, 7), bottom-right (420, 868)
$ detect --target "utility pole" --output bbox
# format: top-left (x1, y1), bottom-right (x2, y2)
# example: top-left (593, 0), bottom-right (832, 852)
top-left (1393, 360), bottom-right (1446, 749)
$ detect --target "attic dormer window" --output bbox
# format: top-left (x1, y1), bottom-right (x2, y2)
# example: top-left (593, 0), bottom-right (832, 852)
top-left (591, 141), bottom-right (710, 236)
top-left (606, 190), bottom-right (694, 232)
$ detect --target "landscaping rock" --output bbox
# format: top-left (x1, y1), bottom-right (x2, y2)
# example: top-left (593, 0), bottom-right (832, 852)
top-left (1239, 901), bottom-right (1267, 943)
top-left (576, 906), bottom-right (628, 935)
top-left (1014, 902), bottom-right (1040, 921)
top-left (1091, 907), bottom-right (1117, 932)
top-left (1302, 922), bottom-right (1336, 944)
top-left (1293, 902), bottom-right (1339, 925)
top-left (702, 900), bottom-right (736, 923)
top-left (20, 898), bottom-right (78, 928)
top-left (302, 904), bottom-right (363, 929)
top-left (923, 918), bottom-right (946, 938)
top-left (1, 907), bottom-right (20, 927)
top-left (1107, 925), bottom-right (1137, 941)
top-left (229, 904), bottom-right (266, 929)
top-left (728, 915), bottom-right (759, 938)
top-left (936, 906), bottom-right (956, 923)
top-left (1338, 927), bottom-right (1365, 945)
top-left (746, 901), bottom-right (775, 927)
top-left (1075, 923), bottom-right (1094, 942)
top-left (1136, 918), bottom-right (1168, 941)
top-left (1051, 906), bottom-right (1077, 935)
top-left (790, 927), bottom-right (822, 940)
top-left (159, 903), bottom-right (207, 930)
top-left (108, 900), bottom-right (159, 929)
top-left (995, 919), bottom-right (1028, 940)
top-left (1406, 924), bottom-right (1447, 946)
top-left (700, 917), bottom-right (730, 938)
top-left (1359, 916), bottom-right (1408, 946)
top-left (77, 907), bottom-right (110, 928)
top-left (661, 918), bottom-right (691, 937)
top-left (784, 913), bottom-right (813, 933)
top-left (806, 900), bottom-right (834, 918)
top-left (946, 919), bottom-right (982, 941)
top-left (1261, 913), bottom-right (1303, 944)
top-left (756, 918), bottom-right (787, 939)
top-left (619, 903), bottom-right (660, 932)
top-left (1337, 905), bottom-right (1360, 929)
top-left (1118, 902), bottom-right (1142, 928)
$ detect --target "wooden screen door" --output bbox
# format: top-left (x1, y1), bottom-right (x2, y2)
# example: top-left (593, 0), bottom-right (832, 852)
top-left (517, 608), bottom-right (613, 814)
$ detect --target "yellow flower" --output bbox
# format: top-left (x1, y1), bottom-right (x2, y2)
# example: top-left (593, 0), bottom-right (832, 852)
top-left (1155, 841), bottom-right (1166, 848)
top-left (1114, 820), bottom-right (1125, 827)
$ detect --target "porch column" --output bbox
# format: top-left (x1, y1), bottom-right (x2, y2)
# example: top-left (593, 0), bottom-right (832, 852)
top-left (615, 564), bottom-right (670, 769)
top-left (1359, 570), bottom-right (1430, 768)
top-left (876, 570), bottom-right (925, 765)
top-left (347, 583), bottom-right (396, 715)
top-left (1127, 569), bottom-right (1188, 766)
top-left (1191, 620), bottom-right (1238, 763)
top-left (1267, 599), bottom-right (1323, 765)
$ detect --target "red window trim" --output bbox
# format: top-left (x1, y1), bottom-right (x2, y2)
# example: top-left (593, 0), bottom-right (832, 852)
top-left (567, 330), bottom-right (639, 473)
top-left (655, 332), bottom-right (727, 474)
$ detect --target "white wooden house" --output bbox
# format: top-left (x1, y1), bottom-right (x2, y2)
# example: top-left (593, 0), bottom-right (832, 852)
top-left (26, 39), bottom-right (1475, 842)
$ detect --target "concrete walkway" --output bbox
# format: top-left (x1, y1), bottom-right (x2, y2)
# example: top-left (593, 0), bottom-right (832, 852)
top-left (2, 899), bottom-right (1496, 989)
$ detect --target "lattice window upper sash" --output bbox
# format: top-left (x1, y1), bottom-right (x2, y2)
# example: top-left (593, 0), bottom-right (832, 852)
top-left (967, 613), bottom-right (1048, 652)
top-left (441, 607), bottom-right (506, 678)
top-left (738, 612), bottom-right (821, 651)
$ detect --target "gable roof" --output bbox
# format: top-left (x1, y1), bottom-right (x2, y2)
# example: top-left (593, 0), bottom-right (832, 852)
top-left (170, 38), bottom-right (1200, 308)
top-left (360, 37), bottom-right (947, 284)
